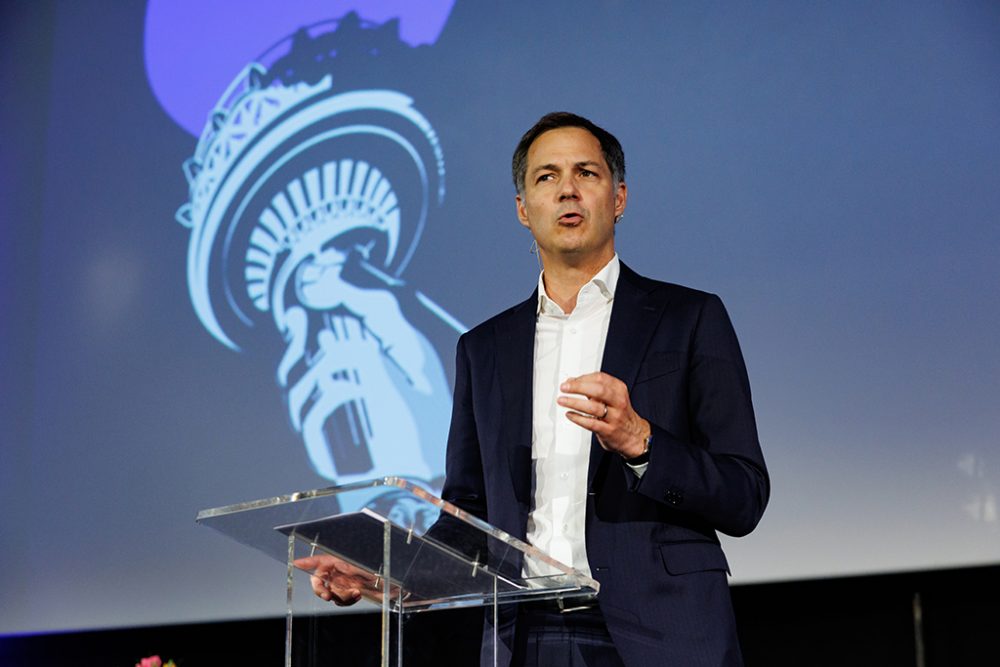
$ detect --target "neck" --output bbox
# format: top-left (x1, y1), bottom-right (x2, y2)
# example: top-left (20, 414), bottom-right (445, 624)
top-left (539, 250), bottom-right (614, 313)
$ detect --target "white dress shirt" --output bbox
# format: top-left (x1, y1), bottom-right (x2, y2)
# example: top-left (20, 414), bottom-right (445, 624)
top-left (523, 255), bottom-right (621, 579)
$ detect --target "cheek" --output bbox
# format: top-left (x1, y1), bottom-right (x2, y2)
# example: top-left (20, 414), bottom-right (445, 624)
top-left (519, 198), bottom-right (546, 224)
top-left (516, 197), bottom-right (532, 222)
top-left (516, 203), bottom-right (531, 227)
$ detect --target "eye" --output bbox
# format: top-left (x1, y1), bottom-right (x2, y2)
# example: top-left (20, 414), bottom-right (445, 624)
top-left (536, 173), bottom-right (554, 183)
top-left (579, 169), bottom-right (596, 177)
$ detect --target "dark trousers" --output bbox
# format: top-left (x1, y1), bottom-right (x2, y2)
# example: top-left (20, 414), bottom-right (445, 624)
top-left (512, 604), bottom-right (627, 667)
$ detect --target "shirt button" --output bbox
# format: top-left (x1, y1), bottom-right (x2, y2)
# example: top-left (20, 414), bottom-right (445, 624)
top-left (569, 328), bottom-right (577, 334)
top-left (560, 472), bottom-right (569, 480)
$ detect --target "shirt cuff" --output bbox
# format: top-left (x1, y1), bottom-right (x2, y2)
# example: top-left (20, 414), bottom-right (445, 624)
top-left (625, 460), bottom-right (648, 478)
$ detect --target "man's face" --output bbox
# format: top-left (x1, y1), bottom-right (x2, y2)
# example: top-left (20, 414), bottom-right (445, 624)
top-left (516, 126), bottom-right (627, 268)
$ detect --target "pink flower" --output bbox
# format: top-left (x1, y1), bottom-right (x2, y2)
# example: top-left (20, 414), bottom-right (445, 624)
top-left (136, 656), bottom-right (162, 667)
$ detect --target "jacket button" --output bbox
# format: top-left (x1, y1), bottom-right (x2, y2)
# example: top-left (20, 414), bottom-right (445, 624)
top-left (665, 489), bottom-right (684, 505)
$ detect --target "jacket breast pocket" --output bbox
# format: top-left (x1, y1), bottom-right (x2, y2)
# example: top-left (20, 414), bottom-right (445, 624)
top-left (635, 351), bottom-right (681, 385)
top-left (659, 541), bottom-right (731, 575)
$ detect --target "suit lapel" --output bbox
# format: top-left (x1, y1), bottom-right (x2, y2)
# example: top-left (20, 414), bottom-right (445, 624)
top-left (589, 263), bottom-right (669, 488)
top-left (494, 292), bottom-right (537, 511)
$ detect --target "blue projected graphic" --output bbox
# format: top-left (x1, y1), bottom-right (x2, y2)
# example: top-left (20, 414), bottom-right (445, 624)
top-left (169, 9), bottom-right (463, 487)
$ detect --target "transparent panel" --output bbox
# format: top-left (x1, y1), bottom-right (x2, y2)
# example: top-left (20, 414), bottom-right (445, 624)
top-left (197, 477), bottom-right (599, 612)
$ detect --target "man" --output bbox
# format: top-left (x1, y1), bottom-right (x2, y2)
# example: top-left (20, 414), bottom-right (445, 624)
top-left (300, 112), bottom-right (769, 666)
top-left (440, 112), bottom-right (768, 666)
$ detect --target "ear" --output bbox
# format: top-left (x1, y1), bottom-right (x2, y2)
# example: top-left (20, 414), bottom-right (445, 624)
top-left (515, 194), bottom-right (531, 229)
top-left (614, 181), bottom-right (628, 219)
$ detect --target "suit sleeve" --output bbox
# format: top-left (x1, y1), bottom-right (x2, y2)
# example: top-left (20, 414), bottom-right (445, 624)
top-left (439, 333), bottom-right (488, 520)
top-left (629, 294), bottom-right (769, 538)
top-left (421, 334), bottom-right (491, 562)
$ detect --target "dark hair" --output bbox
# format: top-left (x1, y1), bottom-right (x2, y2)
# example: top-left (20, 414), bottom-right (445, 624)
top-left (511, 111), bottom-right (626, 195)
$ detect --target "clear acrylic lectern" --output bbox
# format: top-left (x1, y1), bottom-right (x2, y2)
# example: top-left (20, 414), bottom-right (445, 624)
top-left (197, 477), bottom-right (599, 667)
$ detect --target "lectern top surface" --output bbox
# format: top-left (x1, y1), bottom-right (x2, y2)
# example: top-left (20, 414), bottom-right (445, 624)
top-left (197, 477), bottom-right (599, 611)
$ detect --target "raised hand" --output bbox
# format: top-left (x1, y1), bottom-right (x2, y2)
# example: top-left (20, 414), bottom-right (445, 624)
top-left (557, 372), bottom-right (651, 459)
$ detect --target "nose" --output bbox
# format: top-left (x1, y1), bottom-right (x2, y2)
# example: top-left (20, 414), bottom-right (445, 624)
top-left (558, 177), bottom-right (580, 200)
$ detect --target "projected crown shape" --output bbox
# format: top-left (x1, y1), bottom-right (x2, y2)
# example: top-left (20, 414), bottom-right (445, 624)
top-left (176, 64), bottom-right (331, 232)
top-left (174, 56), bottom-right (445, 351)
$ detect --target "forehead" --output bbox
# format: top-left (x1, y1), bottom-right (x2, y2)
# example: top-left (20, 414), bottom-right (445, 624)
top-left (526, 126), bottom-right (606, 169)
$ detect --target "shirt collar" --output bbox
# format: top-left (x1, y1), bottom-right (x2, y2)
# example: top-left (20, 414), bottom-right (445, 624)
top-left (537, 254), bottom-right (620, 315)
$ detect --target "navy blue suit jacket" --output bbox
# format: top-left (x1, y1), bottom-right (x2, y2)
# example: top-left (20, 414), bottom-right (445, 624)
top-left (441, 263), bottom-right (769, 666)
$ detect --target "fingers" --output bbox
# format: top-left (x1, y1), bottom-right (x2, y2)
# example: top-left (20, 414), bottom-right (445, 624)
top-left (308, 570), bottom-right (356, 603)
top-left (557, 394), bottom-right (610, 421)
top-left (292, 555), bottom-right (325, 570)
top-left (557, 373), bottom-right (627, 421)
top-left (563, 411), bottom-right (609, 441)
top-left (320, 581), bottom-right (363, 606)
top-left (557, 373), bottom-right (650, 458)
top-left (558, 373), bottom-right (625, 441)
top-left (293, 553), bottom-right (363, 579)
top-left (293, 554), bottom-right (366, 606)
top-left (560, 372), bottom-right (625, 408)
top-left (307, 568), bottom-right (362, 605)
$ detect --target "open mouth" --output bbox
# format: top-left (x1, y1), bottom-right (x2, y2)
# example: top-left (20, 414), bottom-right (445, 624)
top-left (558, 212), bottom-right (583, 224)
